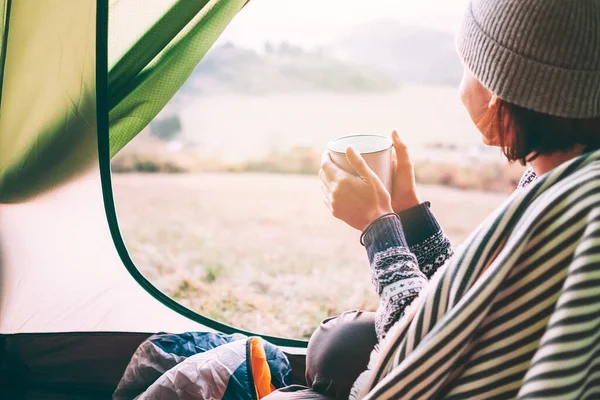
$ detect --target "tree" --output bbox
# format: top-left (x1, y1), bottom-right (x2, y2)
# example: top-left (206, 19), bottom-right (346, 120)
top-left (150, 114), bottom-right (182, 141)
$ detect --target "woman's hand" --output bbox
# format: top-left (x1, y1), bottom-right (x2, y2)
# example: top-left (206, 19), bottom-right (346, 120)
top-left (390, 130), bottom-right (421, 212)
top-left (319, 146), bottom-right (394, 231)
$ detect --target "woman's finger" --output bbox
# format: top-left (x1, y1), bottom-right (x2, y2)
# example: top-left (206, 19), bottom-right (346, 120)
top-left (319, 169), bottom-right (335, 192)
top-left (320, 150), bottom-right (336, 171)
top-left (345, 146), bottom-right (377, 182)
top-left (392, 130), bottom-right (404, 147)
top-left (320, 150), bottom-right (342, 178)
top-left (322, 150), bottom-right (357, 186)
top-left (320, 182), bottom-right (332, 199)
top-left (392, 131), bottom-right (410, 158)
top-left (320, 149), bottom-right (331, 166)
top-left (323, 195), bottom-right (332, 211)
top-left (392, 131), bottom-right (414, 171)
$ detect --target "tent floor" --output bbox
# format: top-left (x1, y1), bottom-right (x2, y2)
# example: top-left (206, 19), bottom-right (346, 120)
top-left (0, 332), bottom-right (306, 399)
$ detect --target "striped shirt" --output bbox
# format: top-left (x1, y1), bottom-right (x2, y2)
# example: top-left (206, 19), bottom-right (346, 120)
top-left (352, 154), bottom-right (600, 399)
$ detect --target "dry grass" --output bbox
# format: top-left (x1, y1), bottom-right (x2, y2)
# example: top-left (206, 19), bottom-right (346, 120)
top-left (112, 172), bottom-right (507, 339)
top-left (112, 141), bottom-right (525, 194)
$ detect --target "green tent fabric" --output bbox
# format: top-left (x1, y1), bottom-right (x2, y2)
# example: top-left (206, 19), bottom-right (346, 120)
top-left (0, 0), bottom-right (246, 203)
top-left (0, 0), bottom-right (306, 348)
top-left (0, 1), bottom-right (309, 396)
top-left (0, 0), bottom-right (98, 203)
top-left (108, 0), bottom-right (248, 158)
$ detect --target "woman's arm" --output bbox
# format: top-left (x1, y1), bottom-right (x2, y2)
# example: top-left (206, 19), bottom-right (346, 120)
top-left (318, 131), bottom-right (451, 339)
top-left (362, 216), bottom-right (427, 341)
top-left (397, 202), bottom-right (453, 279)
top-left (388, 131), bottom-right (453, 279)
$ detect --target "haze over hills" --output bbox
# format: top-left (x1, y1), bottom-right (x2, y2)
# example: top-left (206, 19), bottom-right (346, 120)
top-left (148, 18), bottom-right (480, 164)
top-left (176, 19), bottom-right (462, 97)
top-left (331, 19), bottom-right (463, 86)
top-left (182, 42), bottom-right (399, 95)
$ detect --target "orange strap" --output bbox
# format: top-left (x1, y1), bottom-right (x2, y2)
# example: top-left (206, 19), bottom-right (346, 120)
top-left (249, 337), bottom-right (274, 399)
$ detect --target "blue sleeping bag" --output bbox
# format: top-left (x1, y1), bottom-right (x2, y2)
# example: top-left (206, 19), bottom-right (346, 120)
top-left (113, 332), bottom-right (292, 399)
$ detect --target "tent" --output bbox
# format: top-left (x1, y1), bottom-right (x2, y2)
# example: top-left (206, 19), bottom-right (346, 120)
top-left (0, 1), bottom-right (306, 398)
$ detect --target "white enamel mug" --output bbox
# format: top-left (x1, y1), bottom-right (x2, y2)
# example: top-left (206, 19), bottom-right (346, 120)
top-left (327, 134), bottom-right (393, 193)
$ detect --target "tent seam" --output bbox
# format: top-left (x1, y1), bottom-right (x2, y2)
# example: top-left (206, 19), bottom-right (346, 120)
top-left (0, 0), bottom-right (12, 108)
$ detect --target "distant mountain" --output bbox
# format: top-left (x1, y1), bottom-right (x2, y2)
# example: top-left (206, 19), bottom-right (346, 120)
top-left (182, 42), bottom-right (399, 95)
top-left (331, 19), bottom-right (463, 86)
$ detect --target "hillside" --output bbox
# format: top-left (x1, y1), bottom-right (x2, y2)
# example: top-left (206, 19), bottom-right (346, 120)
top-left (174, 20), bottom-right (463, 97)
top-left (182, 42), bottom-right (399, 95)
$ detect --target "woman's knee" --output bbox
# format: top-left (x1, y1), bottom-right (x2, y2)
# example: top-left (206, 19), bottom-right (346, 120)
top-left (305, 310), bottom-right (377, 398)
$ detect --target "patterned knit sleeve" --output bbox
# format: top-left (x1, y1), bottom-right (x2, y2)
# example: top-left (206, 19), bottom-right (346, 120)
top-left (397, 202), bottom-right (453, 279)
top-left (363, 216), bottom-right (428, 341)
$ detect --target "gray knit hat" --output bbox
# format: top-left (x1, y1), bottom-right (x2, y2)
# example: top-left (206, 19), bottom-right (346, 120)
top-left (457, 0), bottom-right (600, 119)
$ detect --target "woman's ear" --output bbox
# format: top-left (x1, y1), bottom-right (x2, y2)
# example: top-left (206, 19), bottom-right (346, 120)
top-left (475, 95), bottom-right (503, 147)
top-left (489, 95), bottom-right (500, 109)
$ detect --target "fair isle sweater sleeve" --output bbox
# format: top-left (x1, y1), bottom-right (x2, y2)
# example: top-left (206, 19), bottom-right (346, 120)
top-left (363, 203), bottom-right (452, 340)
top-left (363, 217), bottom-right (428, 341)
top-left (397, 202), bottom-right (453, 279)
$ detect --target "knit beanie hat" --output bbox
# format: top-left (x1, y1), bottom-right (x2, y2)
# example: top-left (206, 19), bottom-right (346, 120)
top-left (457, 0), bottom-right (600, 119)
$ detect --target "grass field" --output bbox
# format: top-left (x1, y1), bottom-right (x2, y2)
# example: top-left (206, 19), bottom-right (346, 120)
top-left (113, 172), bottom-right (507, 339)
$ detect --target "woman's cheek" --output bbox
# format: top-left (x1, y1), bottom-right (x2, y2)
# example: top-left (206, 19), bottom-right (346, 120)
top-left (459, 69), bottom-right (500, 147)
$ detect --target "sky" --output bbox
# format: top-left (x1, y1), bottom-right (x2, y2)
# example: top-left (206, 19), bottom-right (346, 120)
top-left (218, 0), bottom-right (470, 50)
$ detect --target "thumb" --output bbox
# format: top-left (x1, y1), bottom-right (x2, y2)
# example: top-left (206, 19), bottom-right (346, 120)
top-left (345, 146), bottom-right (377, 182)
top-left (392, 130), bottom-right (410, 163)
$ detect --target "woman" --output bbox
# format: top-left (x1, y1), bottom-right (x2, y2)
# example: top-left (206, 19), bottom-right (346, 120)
top-left (267, 0), bottom-right (600, 398)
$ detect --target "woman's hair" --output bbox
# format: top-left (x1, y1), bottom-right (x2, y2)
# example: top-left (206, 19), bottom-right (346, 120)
top-left (491, 100), bottom-right (600, 165)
